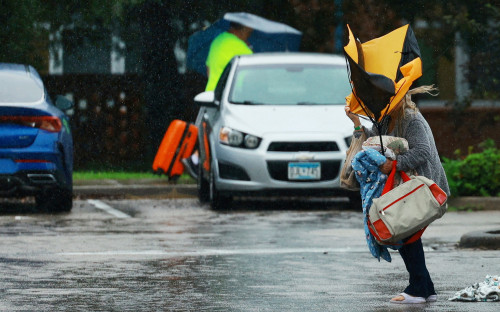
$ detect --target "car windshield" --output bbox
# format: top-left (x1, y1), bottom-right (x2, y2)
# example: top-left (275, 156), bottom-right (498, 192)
top-left (0, 74), bottom-right (44, 103)
top-left (229, 64), bottom-right (351, 105)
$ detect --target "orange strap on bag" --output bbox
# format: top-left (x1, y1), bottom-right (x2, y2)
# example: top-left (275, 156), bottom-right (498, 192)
top-left (367, 160), bottom-right (447, 245)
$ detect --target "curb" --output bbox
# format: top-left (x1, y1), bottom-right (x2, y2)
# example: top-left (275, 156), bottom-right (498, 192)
top-left (448, 197), bottom-right (500, 211)
top-left (74, 182), bottom-right (500, 210)
top-left (74, 184), bottom-right (197, 199)
top-left (460, 229), bottom-right (500, 250)
top-left (73, 185), bottom-right (500, 207)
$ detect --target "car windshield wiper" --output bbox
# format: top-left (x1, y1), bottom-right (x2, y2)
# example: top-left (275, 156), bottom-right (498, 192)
top-left (230, 100), bottom-right (264, 105)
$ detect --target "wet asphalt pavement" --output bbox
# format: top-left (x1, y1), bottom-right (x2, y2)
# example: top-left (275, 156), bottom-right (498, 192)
top-left (0, 197), bottom-right (499, 311)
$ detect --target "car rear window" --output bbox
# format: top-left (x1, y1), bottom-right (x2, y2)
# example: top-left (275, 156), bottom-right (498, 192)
top-left (0, 74), bottom-right (44, 103)
top-left (229, 64), bottom-right (352, 105)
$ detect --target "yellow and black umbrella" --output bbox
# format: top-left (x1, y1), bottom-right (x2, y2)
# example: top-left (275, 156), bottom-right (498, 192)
top-left (344, 24), bottom-right (422, 123)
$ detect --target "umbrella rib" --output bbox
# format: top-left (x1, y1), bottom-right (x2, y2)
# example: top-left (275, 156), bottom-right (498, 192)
top-left (344, 57), bottom-right (386, 156)
top-left (350, 85), bottom-right (386, 157)
top-left (383, 78), bottom-right (407, 120)
top-left (352, 113), bottom-right (371, 121)
top-left (344, 57), bottom-right (376, 123)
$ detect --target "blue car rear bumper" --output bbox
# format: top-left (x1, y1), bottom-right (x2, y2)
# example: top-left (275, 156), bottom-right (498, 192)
top-left (0, 137), bottom-right (70, 197)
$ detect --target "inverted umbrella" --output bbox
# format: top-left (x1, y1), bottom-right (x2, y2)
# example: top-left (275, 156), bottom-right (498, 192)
top-left (187, 12), bottom-right (302, 76)
top-left (344, 24), bottom-right (422, 123)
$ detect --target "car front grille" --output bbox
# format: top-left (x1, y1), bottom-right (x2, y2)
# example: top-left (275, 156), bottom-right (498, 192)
top-left (266, 160), bottom-right (341, 182)
top-left (267, 141), bottom-right (339, 152)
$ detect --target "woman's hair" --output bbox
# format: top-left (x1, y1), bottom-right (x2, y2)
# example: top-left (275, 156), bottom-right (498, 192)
top-left (394, 85), bottom-right (438, 117)
top-left (391, 85), bottom-right (438, 134)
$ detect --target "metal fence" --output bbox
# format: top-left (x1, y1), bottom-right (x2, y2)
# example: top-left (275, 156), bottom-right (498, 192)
top-left (43, 74), bottom-right (147, 169)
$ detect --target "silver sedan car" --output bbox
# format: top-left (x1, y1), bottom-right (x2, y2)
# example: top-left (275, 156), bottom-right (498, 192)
top-left (194, 53), bottom-right (359, 209)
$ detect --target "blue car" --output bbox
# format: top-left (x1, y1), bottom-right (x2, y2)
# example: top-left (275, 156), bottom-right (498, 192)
top-left (0, 63), bottom-right (74, 212)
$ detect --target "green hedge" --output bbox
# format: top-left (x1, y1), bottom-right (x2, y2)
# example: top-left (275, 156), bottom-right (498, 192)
top-left (442, 139), bottom-right (500, 197)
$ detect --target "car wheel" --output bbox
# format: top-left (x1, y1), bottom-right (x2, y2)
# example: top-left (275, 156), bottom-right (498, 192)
top-left (36, 187), bottom-right (73, 212)
top-left (197, 161), bottom-right (210, 203)
top-left (209, 164), bottom-right (231, 210)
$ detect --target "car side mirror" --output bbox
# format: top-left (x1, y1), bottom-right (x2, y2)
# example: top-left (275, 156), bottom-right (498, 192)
top-left (194, 91), bottom-right (218, 108)
top-left (55, 95), bottom-right (74, 111)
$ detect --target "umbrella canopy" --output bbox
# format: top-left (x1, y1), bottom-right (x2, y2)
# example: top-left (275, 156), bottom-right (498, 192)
top-left (344, 24), bottom-right (422, 122)
top-left (187, 12), bottom-right (302, 76)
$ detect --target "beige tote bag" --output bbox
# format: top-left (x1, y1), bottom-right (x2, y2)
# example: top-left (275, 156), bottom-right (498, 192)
top-left (340, 131), bottom-right (366, 191)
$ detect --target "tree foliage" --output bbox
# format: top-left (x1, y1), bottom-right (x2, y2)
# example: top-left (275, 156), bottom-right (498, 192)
top-left (385, 0), bottom-right (500, 100)
top-left (451, 1), bottom-right (500, 100)
top-left (342, 0), bottom-right (500, 100)
top-left (0, 0), bottom-right (47, 69)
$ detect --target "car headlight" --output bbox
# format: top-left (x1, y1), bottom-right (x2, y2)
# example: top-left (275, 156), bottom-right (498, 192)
top-left (219, 126), bottom-right (261, 149)
top-left (244, 134), bottom-right (259, 149)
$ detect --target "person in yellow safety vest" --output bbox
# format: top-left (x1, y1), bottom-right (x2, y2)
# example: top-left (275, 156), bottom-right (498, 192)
top-left (205, 22), bottom-right (254, 91)
top-left (182, 22), bottom-right (254, 179)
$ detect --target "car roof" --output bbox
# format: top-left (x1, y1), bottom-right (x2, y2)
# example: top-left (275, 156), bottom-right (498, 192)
top-left (0, 63), bottom-right (43, 82)
top-left (235, 52), bottom-right (346, 66)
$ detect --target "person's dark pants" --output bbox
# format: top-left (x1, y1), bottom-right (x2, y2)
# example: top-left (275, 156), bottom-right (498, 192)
top-left (398, 238), bottom-right (436, 298)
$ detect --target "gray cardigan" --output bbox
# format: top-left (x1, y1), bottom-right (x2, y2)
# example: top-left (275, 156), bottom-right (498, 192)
top-left (363, 109), bottom-right (450, 196)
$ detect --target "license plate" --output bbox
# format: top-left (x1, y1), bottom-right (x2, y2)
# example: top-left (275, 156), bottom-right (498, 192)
top-left (288, 162), bottom-right (321, 180)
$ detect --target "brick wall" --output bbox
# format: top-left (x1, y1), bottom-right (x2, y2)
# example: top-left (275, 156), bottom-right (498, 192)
top-left (420, 107), bottom-right (500, 158)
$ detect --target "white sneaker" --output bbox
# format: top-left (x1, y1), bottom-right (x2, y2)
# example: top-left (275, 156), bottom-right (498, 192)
top-left (390, 293), bottom-right (426, 304)
top-left (426, 294), bottom-right (437, 302)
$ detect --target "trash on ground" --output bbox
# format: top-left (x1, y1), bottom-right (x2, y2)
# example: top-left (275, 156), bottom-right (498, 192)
top-left (449, 275), bottom-right (500, 302)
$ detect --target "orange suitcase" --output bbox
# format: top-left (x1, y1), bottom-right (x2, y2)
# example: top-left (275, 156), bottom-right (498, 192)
top-left (152, 120), bottom-right (198, 178)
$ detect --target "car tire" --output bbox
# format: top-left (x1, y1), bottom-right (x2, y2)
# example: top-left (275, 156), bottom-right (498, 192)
top-left (209, 164), bottom-right (231, 210)
top-left (36, 187), bottom-right (73, 212)
top-left (197, 161), bottom-right (210, 203)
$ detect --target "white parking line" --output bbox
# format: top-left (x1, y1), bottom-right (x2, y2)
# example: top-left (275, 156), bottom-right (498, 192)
top-left (59, 247), bottom-right (368, 257)
top-left (87, 199), bottom-right (131, 219)
top-left (58, 247), bottom-right (435, 258)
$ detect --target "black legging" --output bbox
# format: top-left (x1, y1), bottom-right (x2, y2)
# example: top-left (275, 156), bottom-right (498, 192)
top-left (398, 238), bottom-right (436, 298)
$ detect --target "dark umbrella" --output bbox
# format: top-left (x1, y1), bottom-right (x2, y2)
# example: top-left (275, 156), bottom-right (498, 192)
top-left (343, 24), bottom-right (423, 154)
top-left (187, 12), bottom-right (302, 76)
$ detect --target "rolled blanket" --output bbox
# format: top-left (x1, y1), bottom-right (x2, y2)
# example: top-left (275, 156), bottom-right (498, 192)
top-left (363, 135), bottom-right (416, 184)
top-left (362, 135), bottom-right (409, 160)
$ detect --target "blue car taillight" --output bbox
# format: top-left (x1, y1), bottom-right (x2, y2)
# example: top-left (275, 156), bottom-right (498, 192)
top-left (0, 116), bottom-right (62, 132)
top-left (15, 159), bottom-right (52, 163)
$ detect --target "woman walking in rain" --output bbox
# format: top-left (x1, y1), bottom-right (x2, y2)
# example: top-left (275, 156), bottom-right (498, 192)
top-left (345, 86), bottom-right (450, 303)
top-left (342, 23), bottom-right (450, 304)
